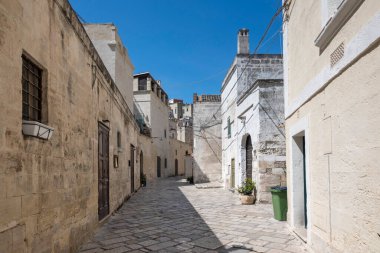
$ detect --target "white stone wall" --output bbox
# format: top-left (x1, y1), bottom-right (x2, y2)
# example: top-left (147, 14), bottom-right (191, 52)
top-left (221, 70), bottom-right (238, 188)
top-left (193, 102), bottom-right (222, 183)
top-left (284, 0), bottom-right (380, 252)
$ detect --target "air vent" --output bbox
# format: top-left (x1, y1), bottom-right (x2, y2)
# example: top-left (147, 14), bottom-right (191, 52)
top-left (330, 42), bottom-right (344, 67)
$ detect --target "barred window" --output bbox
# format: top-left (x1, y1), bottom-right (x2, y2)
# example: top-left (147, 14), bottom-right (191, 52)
top-left (22, 55), bottom-right (42, 122)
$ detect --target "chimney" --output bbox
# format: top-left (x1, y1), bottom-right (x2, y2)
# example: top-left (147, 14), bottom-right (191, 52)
top-left (237, 28), bottom-right (249, 55)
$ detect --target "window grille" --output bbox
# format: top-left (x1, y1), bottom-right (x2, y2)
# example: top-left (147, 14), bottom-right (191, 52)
top-left (22, 55), bottom-right (42, 122)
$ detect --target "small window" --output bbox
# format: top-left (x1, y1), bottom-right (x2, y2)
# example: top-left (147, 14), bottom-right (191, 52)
top-left (164, 129), bottom-right (167, 138)
top-left (175, 150), bottom-right (177, 155)
top-left (22, 55), bottom-right (42, 122)
top-left (117, 131), bottom-right (121, 148)
top-left (227, 117), bottom-right (231, 139)
top-left (138, 78), bottom-right (147, 90)
top-left (164, 158), bottom-right (167, 168)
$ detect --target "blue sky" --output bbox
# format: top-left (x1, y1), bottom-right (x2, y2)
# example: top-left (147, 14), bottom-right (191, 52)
top-left (69, 0), bottom-right (283, 103)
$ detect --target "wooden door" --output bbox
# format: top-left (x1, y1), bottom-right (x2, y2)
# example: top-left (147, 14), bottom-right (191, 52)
top-left (175, 159), bottom-right (178, 176)
top-left (230, 158), bottom-right (235, 188)
top-left (98, 122), bottom-right (109, 220)
top-left (157, 156), bottom-right (161, 177)
top-left (130, 145), bottom-right (135, 193)
top-left (246, 135), bottom-right (253, 180)
top-left (140, 151), bottom-right (143, 175)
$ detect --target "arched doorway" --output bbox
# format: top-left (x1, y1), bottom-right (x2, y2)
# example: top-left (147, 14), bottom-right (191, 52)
top-left (245, 135), bottom-right (253, 180)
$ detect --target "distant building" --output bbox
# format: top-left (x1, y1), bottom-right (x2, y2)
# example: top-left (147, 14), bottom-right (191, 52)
top-left (133, 73), bottom-right (192, 177)
top-left (221, 29), bottom-right (285, 203)
top-left (169, 98), bottom-right (184, 119)
top-left (283, 0), bottom-right (380, 252)
top-left (192, 94), bottom-right (222, 183)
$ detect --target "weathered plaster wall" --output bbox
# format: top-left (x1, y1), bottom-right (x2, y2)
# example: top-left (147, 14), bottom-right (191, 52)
top-left (284, 0), bottom-right (380, 252)
top-left (0, 0), bottom-right (141, 252)
top-left (256, 81), bottom-right (286, 202)
top-left (84, 24), bottom-right (135, 111)
top-left (193, 102), bottom-right (222, 183)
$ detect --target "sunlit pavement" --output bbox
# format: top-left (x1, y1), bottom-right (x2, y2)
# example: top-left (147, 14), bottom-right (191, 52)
top-left (78, 178), bottom-right (307, 253)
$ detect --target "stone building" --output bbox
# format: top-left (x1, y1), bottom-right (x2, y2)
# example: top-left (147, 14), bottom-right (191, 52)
top-left (169, 99), bottom-right (194, 146)
top-left (192, 94), bottom-right (222, 183)
top-left (84, 23), bottom-right (134, 110)
top-left (221, 29), bottom-right (285, 203)
top-left (133, 73), bottom-right (192, 177)
top-left (283, 0), bottom-right (380, 252)
top-left (0, 0), bottom-right (147, 252)
top-left (169, 98), bottom-right (184, 119)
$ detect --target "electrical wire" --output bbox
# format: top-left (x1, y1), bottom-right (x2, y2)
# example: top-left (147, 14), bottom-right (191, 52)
top-left (199, 0), bottom-right (289, 130)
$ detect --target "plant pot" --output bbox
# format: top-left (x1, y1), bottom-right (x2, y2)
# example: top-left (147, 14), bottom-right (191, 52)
top-left (22, 120), bottom-right (54, 140)
top-left (240, 195), bottom-right (255, 205)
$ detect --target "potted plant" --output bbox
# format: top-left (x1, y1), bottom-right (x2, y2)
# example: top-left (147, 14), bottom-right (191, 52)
top-left (186, 176), bottom-right (194, 184)
top-left (238, 178), bottom-right (256, 205)
top-left (140, 173), bottom-right (147, 187)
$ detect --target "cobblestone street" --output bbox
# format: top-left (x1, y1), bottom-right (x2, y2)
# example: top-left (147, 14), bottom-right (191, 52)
top-left (79, 178), bottom-right (307, 253)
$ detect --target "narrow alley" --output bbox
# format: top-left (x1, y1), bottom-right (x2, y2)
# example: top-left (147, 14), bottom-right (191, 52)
top-left (79, 178), bottom-right (306, 253)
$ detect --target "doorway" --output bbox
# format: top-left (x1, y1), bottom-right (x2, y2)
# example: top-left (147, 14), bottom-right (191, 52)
top-left (130, 145), bottom-right (135, 193)
top-left (292, 132), bottom-right (308, 238)
top-left (175, 159), bottom-right (178, 176)
top-left (98, 122), bottom-right (109, 220)
top-left (140, 151), bottom-right (143, 176)
top-left (230, 158), bottom-right (235, 188)
top-left (246, 135), bottom-right (253, 179)
top-left (157, 156), bottom-right (161, 177)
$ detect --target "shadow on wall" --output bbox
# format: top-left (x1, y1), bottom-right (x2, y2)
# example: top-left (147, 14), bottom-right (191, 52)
top-left (79, 178), bottom-right (254, 252)
top-left (192, 160), bottom-right (222, 184)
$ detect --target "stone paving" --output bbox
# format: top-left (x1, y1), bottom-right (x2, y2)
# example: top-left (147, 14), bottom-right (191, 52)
top-left (78, 178), bottom-right (307, 253)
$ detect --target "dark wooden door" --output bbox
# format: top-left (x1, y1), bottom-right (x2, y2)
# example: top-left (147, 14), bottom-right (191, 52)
top-left (175, 159), bottom-right (178, 176)
top-left (98, 122), bottom-right (109, 220)
top-left (140, 151), bottom-right (143, 175)
top-left (157, 156), bottom-right (161, 177)
top-left (246, 135), bottom-right (253, 180)
top-left (130, 145), bottom-right (135, 193)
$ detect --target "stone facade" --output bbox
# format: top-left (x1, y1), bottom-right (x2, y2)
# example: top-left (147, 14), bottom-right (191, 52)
top-left (0, 0), bottom-right (157, 252)
top-left (221, 29), bottom-right (285, 203)
top-left (283, 0), bottom-right (380, 252)
top-left (192, 94), bottom-right (222, 183)
top-left (84, 24), bottom-right (135, 111)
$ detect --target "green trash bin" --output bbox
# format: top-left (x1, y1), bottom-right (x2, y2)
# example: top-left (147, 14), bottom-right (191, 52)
top-left (271, 186), bottom-right (287, 221)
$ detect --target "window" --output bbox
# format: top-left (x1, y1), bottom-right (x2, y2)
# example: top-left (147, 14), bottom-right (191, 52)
top-left (22, 55), bottom-right (42, 122)
top-left (316, 0), bottom-right (364, 50)
top-left (138, 78), bottom-right (147, 90)
top-left (164, 129), bottom-right (167, 138)
top-left (164, 158), bottom-right (167, 168)
top-left (117, 131), bottom-right (121, 148)
top-left (227, 117), bottom-right (231, 139)
top-left (175, 150), bottom-right (177, 155)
